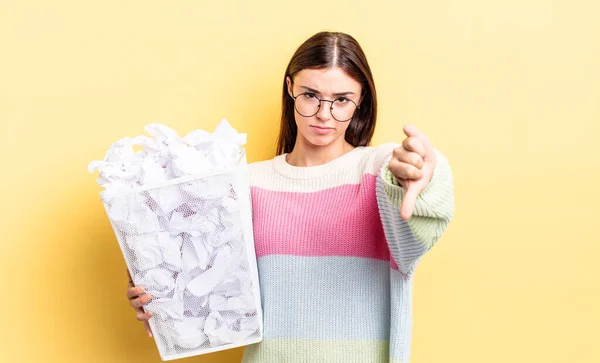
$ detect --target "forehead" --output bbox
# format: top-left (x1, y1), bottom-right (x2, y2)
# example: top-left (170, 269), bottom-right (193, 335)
top-left (293, 67), bottom-right (362, 94)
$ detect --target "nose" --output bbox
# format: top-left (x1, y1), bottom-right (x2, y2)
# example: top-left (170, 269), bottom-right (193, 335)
top-left (315, 100), bottom-right (333, 121)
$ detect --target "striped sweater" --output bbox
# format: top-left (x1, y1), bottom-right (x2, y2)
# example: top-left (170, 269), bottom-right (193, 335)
top-left (241, 143), bottom-right (454, 363)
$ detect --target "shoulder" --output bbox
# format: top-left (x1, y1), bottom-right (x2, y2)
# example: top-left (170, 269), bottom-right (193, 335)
top-left (248, 158), bottom-right (273, 174)
top-left (247, 158), bottom-right (275, 185)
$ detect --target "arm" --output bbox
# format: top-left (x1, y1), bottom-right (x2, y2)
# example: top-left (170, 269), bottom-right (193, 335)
top-left (376, 131), bottom-right (455, 278)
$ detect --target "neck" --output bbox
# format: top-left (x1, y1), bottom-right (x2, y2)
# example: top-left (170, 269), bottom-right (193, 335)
top-left (286, 138), bottom-right (355, 167)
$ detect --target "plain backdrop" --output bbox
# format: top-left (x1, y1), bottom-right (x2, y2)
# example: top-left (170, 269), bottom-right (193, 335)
top-left (1, 1), bottom-right (598, 362)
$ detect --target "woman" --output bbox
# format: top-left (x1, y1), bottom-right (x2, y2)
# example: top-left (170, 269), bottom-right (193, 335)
top-left (127, 31), bottom-right (454, 362)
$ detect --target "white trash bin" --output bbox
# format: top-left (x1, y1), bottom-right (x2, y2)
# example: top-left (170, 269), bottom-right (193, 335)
top-left (99, 150), bottom-right (262, 361)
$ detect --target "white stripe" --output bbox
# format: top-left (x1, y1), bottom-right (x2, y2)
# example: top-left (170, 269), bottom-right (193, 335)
top-left (249, 143), bottom-right (398, 192)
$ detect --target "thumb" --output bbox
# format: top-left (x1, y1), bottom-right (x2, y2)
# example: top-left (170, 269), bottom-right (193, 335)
top-left (145, 321), bottom-right (153, 338)
top-left (400, 182), bottom-right (420, 220)
top-left (403, 124), bottom-right (423, 139)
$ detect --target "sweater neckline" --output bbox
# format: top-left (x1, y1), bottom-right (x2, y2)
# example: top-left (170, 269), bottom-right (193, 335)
top-left (273, 147), bottom-right (364, 180)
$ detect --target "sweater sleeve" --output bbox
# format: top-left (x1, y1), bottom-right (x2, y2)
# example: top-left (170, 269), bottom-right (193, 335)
top-left (375, 147), bottom-right (454, 278)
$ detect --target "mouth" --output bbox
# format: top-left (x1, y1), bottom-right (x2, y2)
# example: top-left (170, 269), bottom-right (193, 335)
top-left (310, 125), bottom-right (335, 135)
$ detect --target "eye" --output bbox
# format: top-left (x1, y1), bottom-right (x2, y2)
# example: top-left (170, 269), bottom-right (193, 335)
top-left (336, 97), bottom-right (349, 104)
top-left (302, 93), bottom-right (317, 99)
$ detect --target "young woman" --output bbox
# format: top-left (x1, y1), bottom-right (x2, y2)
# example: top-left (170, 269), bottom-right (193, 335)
top-left (127, 31), bottom-right (454, 362)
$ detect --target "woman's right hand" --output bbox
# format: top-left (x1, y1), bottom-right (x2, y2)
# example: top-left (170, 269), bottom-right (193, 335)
top-left (127, 270), bottom-right (154, 337)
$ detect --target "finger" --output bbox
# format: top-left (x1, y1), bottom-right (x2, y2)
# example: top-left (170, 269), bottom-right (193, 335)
top-left (403, 124), bottom-right (435, 157)
top-left (130, 293), bottom-right (152, 308)
top-left (136, 310), bottom-right (153, 322)
top-left (126, 286), bottom-right (146, 300)
top-left (403, 124), bottom-right (424, 139)
top-left (393, 148), bottom-right (424, 169)
top-left (400, 184), bottom-right (420, 220)
top-left (144, 321), bottom-right (153, 338)
top-left (389, 159), bottom-right (423, 180)
top-left (402, 137), bottom-right (427, 158)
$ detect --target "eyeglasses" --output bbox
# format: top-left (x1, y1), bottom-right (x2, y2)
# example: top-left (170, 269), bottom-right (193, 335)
top-left (290, 92), bottom-right (359, 122)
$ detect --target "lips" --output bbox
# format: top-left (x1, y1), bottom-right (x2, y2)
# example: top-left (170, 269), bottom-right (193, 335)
top-left (310, 125), bottom-right (334, 135)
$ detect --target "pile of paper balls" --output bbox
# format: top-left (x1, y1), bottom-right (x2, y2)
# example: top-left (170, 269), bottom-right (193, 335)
top-left (89, 120), bottom-right (260, 353)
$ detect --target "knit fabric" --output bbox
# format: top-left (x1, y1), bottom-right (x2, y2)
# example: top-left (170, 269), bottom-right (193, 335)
top-left (241, 143), bottom-right (454, 363)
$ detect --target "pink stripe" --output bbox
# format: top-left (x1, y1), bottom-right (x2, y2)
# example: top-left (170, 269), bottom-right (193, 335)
top-left (251, 174), bottom-right (398, 269)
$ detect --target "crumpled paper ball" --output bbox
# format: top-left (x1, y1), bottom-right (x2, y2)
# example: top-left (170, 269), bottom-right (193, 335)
top-left (88, 119), bottom-right (246, 192)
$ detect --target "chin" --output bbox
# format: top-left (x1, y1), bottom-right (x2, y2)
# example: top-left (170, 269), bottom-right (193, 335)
top-left (308, 137), bottom-right (333, 146)
top-left (305, 135), bottom-right (342, 148)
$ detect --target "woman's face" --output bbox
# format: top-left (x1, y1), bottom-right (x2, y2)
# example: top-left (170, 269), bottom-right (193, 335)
top-left (286, 67), bottom-right (362, 150)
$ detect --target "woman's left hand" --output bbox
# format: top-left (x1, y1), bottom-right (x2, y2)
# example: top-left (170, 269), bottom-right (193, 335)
top-left (387, 124), bottom-right (437, 220)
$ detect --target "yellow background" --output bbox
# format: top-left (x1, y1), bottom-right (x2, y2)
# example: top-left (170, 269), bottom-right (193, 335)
top-left (1, 1), bottom-right (598, 362)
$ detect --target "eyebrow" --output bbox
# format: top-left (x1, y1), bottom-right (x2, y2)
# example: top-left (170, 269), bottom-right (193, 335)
top-left (299, 85), bottom-right (355, 97)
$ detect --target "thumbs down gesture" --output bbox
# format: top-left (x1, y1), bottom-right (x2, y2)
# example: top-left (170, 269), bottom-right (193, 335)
top-left (387, 124), bottom-right (437, 221)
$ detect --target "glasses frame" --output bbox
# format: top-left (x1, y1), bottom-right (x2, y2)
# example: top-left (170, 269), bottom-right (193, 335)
top-left (290, 92), bottom-right (360, 122)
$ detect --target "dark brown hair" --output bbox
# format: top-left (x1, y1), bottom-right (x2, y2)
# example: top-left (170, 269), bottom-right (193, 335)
top-left (275, 31), bottom-right (378, 155)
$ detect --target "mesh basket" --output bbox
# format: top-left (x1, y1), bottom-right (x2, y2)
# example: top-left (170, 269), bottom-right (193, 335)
top-left (100, 151), bottom-right (262, 361)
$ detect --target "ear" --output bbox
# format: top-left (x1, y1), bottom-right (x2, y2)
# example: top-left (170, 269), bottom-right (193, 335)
top-left (286, 76), bottom-right (294, 98)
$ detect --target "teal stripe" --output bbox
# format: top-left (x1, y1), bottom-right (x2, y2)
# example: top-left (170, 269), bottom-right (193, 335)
top-left (257, 255), bottom-right (391, 340)
top-left (389, 268), bottom-right (413, 363)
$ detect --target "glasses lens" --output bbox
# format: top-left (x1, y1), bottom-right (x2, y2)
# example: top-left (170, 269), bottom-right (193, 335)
top-left (295, 93), bottom-right (320, 117)
top-left (331, 99), bottom-right (357, 122)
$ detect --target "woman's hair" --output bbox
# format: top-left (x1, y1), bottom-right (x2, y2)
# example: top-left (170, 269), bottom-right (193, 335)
top-left (276, 31), bottom-right (378, 155)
